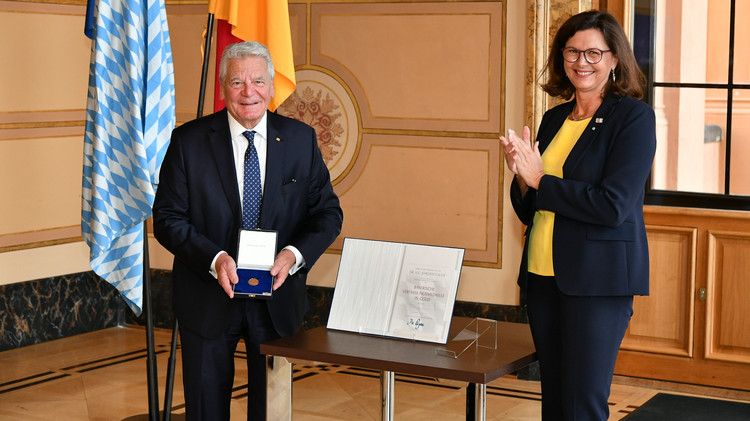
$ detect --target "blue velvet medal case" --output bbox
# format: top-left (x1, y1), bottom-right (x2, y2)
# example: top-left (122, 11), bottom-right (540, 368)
top-left (234, 229), bottom-right (277, 299)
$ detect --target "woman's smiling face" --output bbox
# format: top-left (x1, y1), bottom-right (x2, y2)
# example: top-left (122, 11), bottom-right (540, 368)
top-left (563, 28), bottom-right (619, 97)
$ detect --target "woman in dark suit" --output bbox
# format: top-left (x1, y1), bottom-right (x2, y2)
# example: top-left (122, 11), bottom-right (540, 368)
top-left (500, 11), bottom-right (656, 420)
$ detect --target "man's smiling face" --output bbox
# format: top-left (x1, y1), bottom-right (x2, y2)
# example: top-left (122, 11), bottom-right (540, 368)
top-left (220, 55), bottom-right (275, 129)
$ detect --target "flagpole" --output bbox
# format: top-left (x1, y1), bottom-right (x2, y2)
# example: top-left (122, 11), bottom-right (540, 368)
top-left (197, 13), bottom-right (215, 119)
top-left (162, 13), bottom-right (215, 421)
top-left (143, 224), bottom-right (159, 421)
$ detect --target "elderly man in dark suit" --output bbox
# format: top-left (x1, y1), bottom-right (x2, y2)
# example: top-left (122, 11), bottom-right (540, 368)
top-left (153, 41), bottom-right (343, 421)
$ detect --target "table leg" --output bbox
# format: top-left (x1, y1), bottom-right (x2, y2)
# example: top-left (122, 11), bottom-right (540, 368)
top-left (381, 370), bottom-right (395, 421)
top-left (466, 383), bottom-right (475, 420)
top-left (466, 382), bottom-right (486, 421)
top-left (475, 383), bottom-right (487, 421)
top-left (266, 356), bottom-right (293, 420)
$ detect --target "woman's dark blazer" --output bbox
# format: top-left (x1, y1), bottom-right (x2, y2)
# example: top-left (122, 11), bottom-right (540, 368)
top-left (510, 94), bottom-right (656, 296)
top-left (153, 109), bottom-right (343, 339)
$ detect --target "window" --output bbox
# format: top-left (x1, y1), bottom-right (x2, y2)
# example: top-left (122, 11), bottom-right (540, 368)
top-left (634, 0), bottom-right (750, 210)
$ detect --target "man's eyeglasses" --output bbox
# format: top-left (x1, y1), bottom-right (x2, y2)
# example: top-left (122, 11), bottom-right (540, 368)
top-left (561, 47), bottom-right (612, 64)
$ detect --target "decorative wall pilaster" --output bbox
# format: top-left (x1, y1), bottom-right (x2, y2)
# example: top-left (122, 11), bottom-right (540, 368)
top-left (525, 0), bottom-right (593, 132)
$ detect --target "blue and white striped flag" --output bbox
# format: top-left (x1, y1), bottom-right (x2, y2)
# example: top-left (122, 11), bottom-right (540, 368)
top-left (82, 0), bottom-right (175, 315)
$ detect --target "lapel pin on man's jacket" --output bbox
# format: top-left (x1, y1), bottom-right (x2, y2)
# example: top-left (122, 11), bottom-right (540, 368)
top-left (276, 137), bottom-right (281, 142)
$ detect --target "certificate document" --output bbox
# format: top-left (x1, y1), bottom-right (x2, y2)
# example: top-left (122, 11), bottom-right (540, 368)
top-left (327, 238), bottom-right (464, 343)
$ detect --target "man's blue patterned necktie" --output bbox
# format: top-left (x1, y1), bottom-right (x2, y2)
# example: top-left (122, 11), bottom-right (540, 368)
top-left (242, 130), bottom-right (261, 229)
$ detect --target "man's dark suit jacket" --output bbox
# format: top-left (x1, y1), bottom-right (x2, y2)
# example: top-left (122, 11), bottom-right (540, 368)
top-left (511, 94), bottom-right (656, 296)
top-left (153, 109), bottom-right (343, 339)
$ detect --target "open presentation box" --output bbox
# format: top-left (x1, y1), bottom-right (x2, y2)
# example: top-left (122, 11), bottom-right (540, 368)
top-left (234, 229), bottom-right (277, 298)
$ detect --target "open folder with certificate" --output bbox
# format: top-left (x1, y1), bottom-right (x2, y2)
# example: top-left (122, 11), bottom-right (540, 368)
top-left (234, 229), bottom-right (277, 298)
top-left (327, 238), bottom-right (464, 344)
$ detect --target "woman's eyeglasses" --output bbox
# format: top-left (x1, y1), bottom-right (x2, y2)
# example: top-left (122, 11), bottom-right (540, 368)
top-left (561, 47), bottom-right (612, 64)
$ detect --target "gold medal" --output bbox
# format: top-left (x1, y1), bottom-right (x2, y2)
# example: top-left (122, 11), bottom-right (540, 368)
top-left (248, 278), bottom-right (259, 286)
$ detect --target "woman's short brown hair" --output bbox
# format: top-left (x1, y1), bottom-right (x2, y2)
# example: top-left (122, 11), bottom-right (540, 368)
top-left (541, 10), bottom-right (646, 100)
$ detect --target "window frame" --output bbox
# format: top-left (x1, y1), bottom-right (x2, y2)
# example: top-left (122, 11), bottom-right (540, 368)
top-left (637, 0), bottom-right (750, 211)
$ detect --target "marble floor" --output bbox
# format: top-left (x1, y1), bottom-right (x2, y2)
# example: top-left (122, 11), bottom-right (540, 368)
top-left (1, 326), bottom-right (749, 420)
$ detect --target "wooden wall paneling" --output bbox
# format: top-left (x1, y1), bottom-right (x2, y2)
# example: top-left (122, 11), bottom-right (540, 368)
top-left (328, 134), bottom-right (501, 266)
top-left (1, 2), bottom-right (95, 251)
top-left (615, 207), bottom-right (750, 391)
top-left (298, 2), bottom-right (505, 266)
top-left (705, 231), bottom-right (750, 364)
top-left (288, 3), bottom-right (307, 66)
top-left (621, 225), bottom-right (696, 357)
top-left (309, 2), bottom-right (504, 133)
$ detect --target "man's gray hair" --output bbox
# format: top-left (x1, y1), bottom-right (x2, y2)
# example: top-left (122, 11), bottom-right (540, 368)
top-left (219, 41), bottom-right (275, 84)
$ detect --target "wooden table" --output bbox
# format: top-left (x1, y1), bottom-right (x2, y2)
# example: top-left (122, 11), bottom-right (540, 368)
top-left (261, 317), bottom-right (537, 420)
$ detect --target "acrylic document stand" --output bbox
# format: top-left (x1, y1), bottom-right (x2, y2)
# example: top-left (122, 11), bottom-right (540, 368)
top-left (435, 317), bottom-right (498, 358)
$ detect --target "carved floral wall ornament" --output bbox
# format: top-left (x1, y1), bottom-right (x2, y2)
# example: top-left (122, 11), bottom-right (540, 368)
top-left (278, 86), bottom-right (344, 164)
top-left (276, 69), bottom-right (360, 184)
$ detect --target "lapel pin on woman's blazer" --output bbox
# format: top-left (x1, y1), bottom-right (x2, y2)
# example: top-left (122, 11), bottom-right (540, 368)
top-left (595, 118), bottom-right (604, 123)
